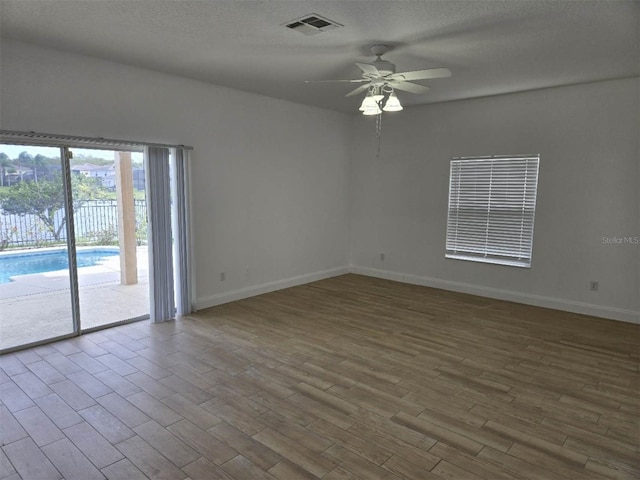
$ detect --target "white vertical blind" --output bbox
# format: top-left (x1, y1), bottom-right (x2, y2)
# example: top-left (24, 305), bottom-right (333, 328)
top-left (145, 147), bottom-right (175, 322)
top-left (446, 155), bottom-right (540, 267)
top-left (172, 148), bottom-right (193, 315)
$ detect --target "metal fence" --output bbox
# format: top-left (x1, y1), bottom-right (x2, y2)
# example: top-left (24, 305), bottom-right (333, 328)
top-left (0, 199), bottom-right (147, 248)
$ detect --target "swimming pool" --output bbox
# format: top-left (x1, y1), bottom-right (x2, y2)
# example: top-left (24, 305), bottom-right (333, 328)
top-left (0, 248), bottom-right (119, 283)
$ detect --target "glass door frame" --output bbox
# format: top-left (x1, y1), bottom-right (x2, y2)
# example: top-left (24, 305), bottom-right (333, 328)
top-left (0, 141), bottom-right (150, 354)
top-left (60, 145), bottom-right (82, 337)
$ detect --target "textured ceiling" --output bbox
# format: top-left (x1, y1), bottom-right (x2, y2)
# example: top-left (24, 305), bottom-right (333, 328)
top-left (1, 0), bottom-right (638, 113)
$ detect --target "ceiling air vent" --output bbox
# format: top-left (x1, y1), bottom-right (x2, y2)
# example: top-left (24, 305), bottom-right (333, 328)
top-left (284, 14), bottom-right (343, 36)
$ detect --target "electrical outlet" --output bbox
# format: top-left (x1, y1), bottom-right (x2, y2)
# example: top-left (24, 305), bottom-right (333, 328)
top-left (590, 280), bottom-right (599, 291)
top-left (380, 253), bottom-right (385, 261)
top-left (220, 272), bottom-right (226, 282)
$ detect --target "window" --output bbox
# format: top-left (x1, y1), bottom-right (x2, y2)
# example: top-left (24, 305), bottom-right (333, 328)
top-left (446, 155), bottom-right (540, 268)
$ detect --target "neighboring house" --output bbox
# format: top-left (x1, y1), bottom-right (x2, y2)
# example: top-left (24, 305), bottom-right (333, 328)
top-left (2, 167), bottom-right (32, 186)
top-left (71, 163), bottom-right (116, 189)
top-left (70, 163), bottom-right (145, 190)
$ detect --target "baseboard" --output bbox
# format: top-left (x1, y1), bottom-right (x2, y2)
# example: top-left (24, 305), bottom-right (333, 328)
top-left (195, 266), bottom-right (350, 311)
top-left (350, 266), bottom-right (640, 324)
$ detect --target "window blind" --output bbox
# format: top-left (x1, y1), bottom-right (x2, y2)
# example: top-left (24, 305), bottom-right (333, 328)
top-left (446, 155), bottom-right (540, 268)
top-left (146, 146), bottom-right (175, 322)
top-left (172, 148), bottom-right (193, 316)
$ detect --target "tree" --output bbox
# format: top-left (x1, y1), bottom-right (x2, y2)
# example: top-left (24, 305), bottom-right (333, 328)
top-left (33, 154), bottom-right (50, 181)
top-left (17, 151), bottom-right (33, 168)
top-left (0, 173), bottom-right (107, 241)
top-left (15, 151), bottom-right (49, 183)
top-left (0, 153), bottom-right (11, 187)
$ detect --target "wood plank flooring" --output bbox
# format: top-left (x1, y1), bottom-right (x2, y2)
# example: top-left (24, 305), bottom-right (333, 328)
top-left (1, 274), bottom-right (638, 479)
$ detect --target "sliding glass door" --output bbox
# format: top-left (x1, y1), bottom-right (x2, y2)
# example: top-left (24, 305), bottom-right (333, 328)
top-left (0, 132), bottom-right (192, 352)
top-left (0, 144), bottom-right (150, 351)
top-left (0, 145), bottom-right (75, 349)
top-left (70, 148), bottom-right (150, 330)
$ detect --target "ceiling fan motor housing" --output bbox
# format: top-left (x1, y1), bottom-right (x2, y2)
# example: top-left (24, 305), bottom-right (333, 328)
top-left (370, 59), bottom-right (396, 76)
top-left (365, 44), bottom-right (396, 77)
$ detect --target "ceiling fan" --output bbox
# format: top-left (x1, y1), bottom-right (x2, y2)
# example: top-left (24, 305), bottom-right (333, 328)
top-left (306, 44), bottom-right (451, 114)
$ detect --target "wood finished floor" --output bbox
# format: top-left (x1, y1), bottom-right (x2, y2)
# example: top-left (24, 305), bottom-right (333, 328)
top-left (0, 274), bottom-right (638, 480)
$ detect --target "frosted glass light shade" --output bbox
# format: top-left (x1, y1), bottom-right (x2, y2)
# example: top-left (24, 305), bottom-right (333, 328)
top-left (362, 104), bottom-right (382, 115)
top-left (382, 91), bottom-right (403, 112)
top-left (360, 94), bottom-right (383, 115)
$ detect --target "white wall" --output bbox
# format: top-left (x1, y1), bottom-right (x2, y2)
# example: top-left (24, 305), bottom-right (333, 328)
top-left (0, 40), bottom-right (351, 309)
top-left (349, 78), bottom-right (639, 322)
top-left (2, 40), bottom-right (637, 323)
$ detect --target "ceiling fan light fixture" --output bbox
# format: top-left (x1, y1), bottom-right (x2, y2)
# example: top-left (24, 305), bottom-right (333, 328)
top-left (360, 89), bottom-right (383, 114)
top-left (362, 103), bottom-right (382, 115)
top-left (382, 90), bottom-right (403, 112)
top-left (306, 43), bottom-right (452, 116)
top-left (358, 90), bottom-right (372, 111)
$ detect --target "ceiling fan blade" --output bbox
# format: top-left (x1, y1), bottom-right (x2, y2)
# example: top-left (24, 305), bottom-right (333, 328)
top-left (388, 68), bottom-right (451, 82)
top-left (356, 62), bottom-right (381, 77)
top-left (389, 81), bottom-right (430, 94)
top-left (345, 84), bottom-right (370, 97)
top-left (305, 79), bottom-right (369, 83)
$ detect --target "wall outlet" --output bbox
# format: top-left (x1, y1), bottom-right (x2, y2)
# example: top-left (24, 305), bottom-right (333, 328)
top-left (220, 272), bottom-right (226, 282)
top-left (380, 253), bottom-right (385, 261)
top-left (590, 280), bottom-right (599, 291)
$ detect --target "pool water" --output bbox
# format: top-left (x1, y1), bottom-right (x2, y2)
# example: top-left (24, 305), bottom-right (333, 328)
top-left (0, 249), bottom-right (119, 283)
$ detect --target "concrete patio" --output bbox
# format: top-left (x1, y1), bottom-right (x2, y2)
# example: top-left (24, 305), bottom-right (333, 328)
top-left (0, 247), bottom-right (149, 351)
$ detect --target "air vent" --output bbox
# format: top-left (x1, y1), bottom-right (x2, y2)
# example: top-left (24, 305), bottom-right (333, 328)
top-left (284, 14), bottom-right (342, 36)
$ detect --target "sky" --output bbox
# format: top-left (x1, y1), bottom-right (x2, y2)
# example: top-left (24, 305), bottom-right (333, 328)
top-left (0, 144), bottom-right (143, 161)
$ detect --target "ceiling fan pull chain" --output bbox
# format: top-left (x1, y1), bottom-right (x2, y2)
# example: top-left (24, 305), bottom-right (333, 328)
top-left (376, 113), bottom-right (382, 157)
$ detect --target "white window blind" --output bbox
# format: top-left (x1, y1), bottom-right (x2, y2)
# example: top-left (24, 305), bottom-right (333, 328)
top-left (171, 148), bottom-right (193, 316)
top-left (146, 146), bottom-right (194, 321)
top-left (146, 146), bottom-right (175, 322)
top-left (446, 155), bottom-right (540, 268)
